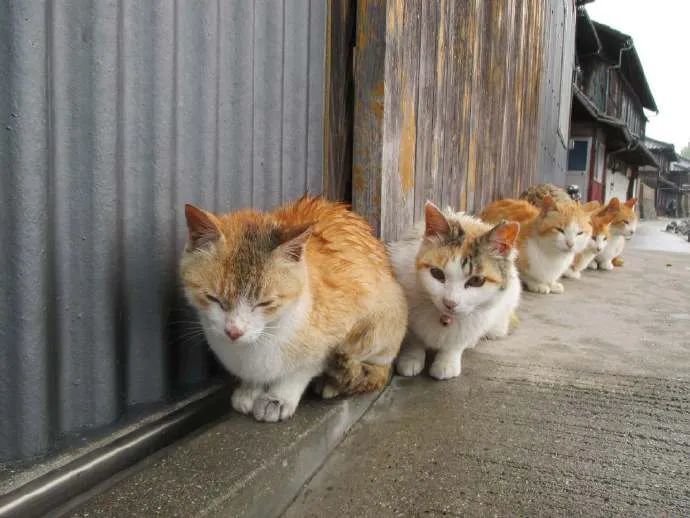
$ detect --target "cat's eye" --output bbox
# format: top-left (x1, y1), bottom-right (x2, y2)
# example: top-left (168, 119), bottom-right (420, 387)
top-left (429, 267), bottom-right (445, 282)
top-left (556, 227), bottom-right (565, 234)
top-left (603, 237), bottom-right (608, 241)
top-left (577, 231), bottom-right (584, 236)
top-left (254, 300), bottom-right (273, 308)
top-left (623, 220), bottom-right (629, 225)
top-left (206, 294), bottom-right (222, 306)
top-left (465, 276), bottom-right (485, 288)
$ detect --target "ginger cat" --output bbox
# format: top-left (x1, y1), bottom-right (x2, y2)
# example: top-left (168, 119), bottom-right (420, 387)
top-left (389, 202), bottom-right (521, 380)
top-left (180, 196), bottom-right (407, 422)
top-left (592, 197), bottom-right (638, 270)
top-left (481, 196), bottom-right (591, 294)
top-left (563, 199), bottom-right (618, 279)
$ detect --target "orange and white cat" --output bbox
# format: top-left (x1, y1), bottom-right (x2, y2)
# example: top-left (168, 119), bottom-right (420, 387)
top-left (481, 196), bottom-right (591, 294)
top-left (563, 199), bottom-right (618, 279)
top-left (592, 197), bottom-right (638, 270)
top-left (180, 196), bottom-right (407, 422)
top-left (389, 202), bottom-right (521, 380)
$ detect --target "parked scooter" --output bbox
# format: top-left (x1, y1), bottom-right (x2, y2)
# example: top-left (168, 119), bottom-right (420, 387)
top-left (566, 184), bottom-right (582, 202)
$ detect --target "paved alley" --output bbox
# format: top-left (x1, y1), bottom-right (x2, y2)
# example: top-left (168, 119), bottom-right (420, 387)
top-left (285, 222), bottom-right (690, 517)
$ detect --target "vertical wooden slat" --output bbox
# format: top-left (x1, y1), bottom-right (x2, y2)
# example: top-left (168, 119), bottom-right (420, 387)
top-left (429, 0), bottom-right (449, 211)
top-left (323, 0), bottom-right (355, 201)
top-left (352, 0), bottom-right (387, 235)
top-left (413, 0), bottom-right (438, 220)
top-left (381, 0), bottom-right (421, 240)
top-left (449, 0), bottom-right (475, 212)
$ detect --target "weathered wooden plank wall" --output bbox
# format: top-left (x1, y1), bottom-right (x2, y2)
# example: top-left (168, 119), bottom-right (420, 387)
top-left (352, 0), bottom-right (575, 240)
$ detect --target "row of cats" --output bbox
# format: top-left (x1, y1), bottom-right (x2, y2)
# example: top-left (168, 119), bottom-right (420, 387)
top-left (181, 183), bottom-right (638, 422)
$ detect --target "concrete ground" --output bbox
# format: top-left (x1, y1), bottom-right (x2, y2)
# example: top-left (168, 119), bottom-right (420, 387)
top-left (69, 221), bottom-right (690, 517)
top-left (286, 221), bottom-right (690, 517)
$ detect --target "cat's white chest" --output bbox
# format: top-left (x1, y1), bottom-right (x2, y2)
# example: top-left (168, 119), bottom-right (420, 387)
top-left (598, 235), bottom-right (624, 262)
top-left (206, 334), bottom-right (290, 384)
top-left (525, 240), bottom-right (573, 283)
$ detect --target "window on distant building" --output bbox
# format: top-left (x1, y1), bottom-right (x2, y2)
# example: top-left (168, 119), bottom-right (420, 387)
top-left (568, 140), bottom-right (589, 171)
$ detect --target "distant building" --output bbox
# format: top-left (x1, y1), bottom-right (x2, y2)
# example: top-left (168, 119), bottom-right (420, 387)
top-left (567, 7), bottom-right (658, 203)
top-left (639, 138), bottom-right (690, 218)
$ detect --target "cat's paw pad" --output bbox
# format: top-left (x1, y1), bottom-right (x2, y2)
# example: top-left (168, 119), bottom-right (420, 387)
top-left (231, 387), bottom-right (260, 415)
top-left (396, 355), bottom-right (424, 377)
top-left (252, 394), bottom-right (296, 422)
top-left (429, 359), bottom-right (461, 380)
top-left (549, 282), bottom-right (565, 294)
top-left (526, 283), bottom-right (551, 294)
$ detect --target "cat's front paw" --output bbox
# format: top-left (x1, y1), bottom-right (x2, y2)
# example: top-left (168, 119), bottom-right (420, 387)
top-left (312, 378), bottom-right (341, 399)
top-left (549, 281), bottom-right (565, 294)
top-left (252, 394), bottom-right (297, 422)
top-left (525, 281), bottom-right (550, 294)
top-left (231, 385), bottom-right (262, 415)
top-left (396, 355), bottom-right (424, 377)
top-left (562, 269), bottom-right (581, 280)
top-left (599, 261), bottom-right (614, 271)
top-left (429, 358), bottom-right (461, 380)
top-left (587, 261), bottom-right (598, 270)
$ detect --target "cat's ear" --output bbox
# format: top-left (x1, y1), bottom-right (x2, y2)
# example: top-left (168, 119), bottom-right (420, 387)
top-left (597, 198), bottom-right (621, 216)
top-left (424, 201), bottom-right (450, 239)
top-left (540, 195), bottom-right (556, 215)
top-left (486, 220), bottom-right (520, 257)
top-left (624, 197), bottom-right (637, 208)
top-left (185, 204), bottom-right (221, 249)
top-left (275, 223), bottom-right (312, 262)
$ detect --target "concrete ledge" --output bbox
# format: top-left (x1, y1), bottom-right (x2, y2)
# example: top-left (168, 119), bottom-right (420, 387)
top-left (66, 390), bottom-right (381, 517)
top-left (0, 384), bottom-right (231, 518)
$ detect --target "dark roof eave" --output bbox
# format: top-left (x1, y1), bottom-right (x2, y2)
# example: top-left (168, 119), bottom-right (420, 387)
top-left (590, 21), bottom-right (658, 112)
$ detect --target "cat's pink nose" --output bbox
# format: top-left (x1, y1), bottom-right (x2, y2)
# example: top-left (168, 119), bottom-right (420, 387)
top-left (226, 326), bottom-right (244, 341)
top-left (442, 298), bottom-right (457, 310)
top-left (566, 240), bottom-right (574, 248)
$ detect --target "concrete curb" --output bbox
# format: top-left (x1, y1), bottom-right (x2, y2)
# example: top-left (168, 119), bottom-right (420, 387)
top-left (65, 391), bottom-right (382, 518)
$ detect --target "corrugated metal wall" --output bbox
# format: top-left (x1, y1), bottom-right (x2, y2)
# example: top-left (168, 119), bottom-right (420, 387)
top-left (0, 0), bottom-right (326, 462)
top-left (352, 0), bottom-right (575, 241)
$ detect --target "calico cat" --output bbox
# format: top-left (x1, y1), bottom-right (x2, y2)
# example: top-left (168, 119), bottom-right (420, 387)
top-left (481, 196), bottom-right (591, 294)
top-left (180, 196), bottom-right (407, 422)
top-left (520, 183), bottom-right (574, 206)
top-left (563, 199), bottom-right (618, 279)
top-left (592, 197), bottom-right (638, 270)
top-left (389, 202), bottom-right (521, 380)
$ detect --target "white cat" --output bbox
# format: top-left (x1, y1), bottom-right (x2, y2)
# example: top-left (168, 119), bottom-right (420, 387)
top-left (592, 198), bottom-right (638, 270)
top-left (388, 202), bottom-right (521, 380)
